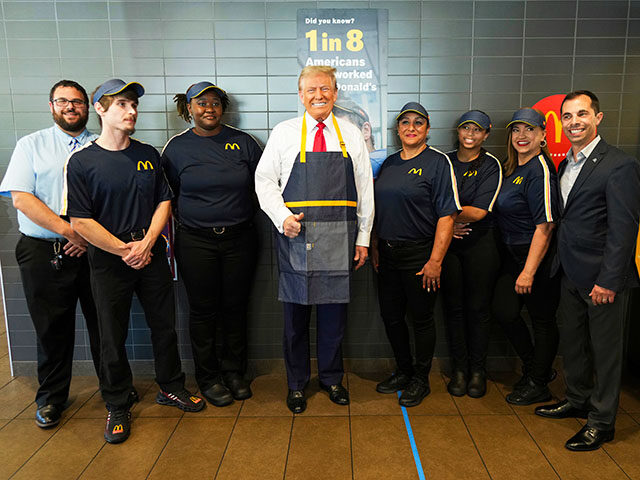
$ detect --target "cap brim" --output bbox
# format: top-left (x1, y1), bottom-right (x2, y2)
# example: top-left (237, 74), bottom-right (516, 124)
top-left (457, 120), bottom-right (487, 129)
top-left (190, 85), bottom-right (227, 99)
top-left (396, 109), bottom-right (428, 121)
top-left (506, 120), bottom-right (543, 129)
top-left (103, 81), bottom-right (145, 98)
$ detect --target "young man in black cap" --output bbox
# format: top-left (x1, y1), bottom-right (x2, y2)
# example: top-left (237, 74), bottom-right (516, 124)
top-left (62, 78), bottom-right (204, 444)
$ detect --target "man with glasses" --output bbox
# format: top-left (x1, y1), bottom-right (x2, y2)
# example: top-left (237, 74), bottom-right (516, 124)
top-left (0, 80), bottom-right (102, 429)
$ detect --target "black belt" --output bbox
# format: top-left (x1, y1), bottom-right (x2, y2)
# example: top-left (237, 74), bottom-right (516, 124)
top-left (116, 228), bottom-right (147, 242)
top-left (380, 238), bottom-right (430, 248)
top-left (178, 220), bottom-right (252, 236)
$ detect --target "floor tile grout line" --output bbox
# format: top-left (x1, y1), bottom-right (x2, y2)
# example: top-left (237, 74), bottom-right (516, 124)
top-left (214, 399), bottom-right (245, 480)
top-left (281, 414), bottom-right (295, 480)
top-left (145, 412), bottom-right (184, 480)
top-left (346, 373), bottom-right (354, 480)
top-left (448, 374), bottom-right (494, 480)
top-left (511, 409), bottom-right (562, 480)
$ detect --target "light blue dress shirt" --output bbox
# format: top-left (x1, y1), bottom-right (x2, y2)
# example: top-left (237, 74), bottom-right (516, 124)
top-left (560, 135), bottom-right (601, 206)
top-left (0, 125), bottom-right (98, 239)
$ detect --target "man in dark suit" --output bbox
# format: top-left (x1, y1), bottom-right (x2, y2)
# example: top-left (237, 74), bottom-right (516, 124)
top-left (535, 90), bottom-right (640, 451)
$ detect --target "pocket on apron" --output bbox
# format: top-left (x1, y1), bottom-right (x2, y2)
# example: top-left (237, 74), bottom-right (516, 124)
top-left (305, 221), bottom-right (349, 272)
top-left (288, 234), bottom-right (308, 272)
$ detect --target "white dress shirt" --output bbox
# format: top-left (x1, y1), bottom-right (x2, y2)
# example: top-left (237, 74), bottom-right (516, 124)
top-left (560, 135), bottom-right (601, 205)
top-left (255, 111), bottom-right (374, 246)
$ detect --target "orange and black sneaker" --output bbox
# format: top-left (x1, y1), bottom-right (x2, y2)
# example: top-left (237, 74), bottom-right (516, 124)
top-left (104, 408), bottom-right (131, 444)
top-left (155, 389), bottom-right (206, 412)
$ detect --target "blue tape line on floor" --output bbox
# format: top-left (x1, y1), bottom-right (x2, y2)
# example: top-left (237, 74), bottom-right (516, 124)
top-left (397, 391), bottom-right (426, 480)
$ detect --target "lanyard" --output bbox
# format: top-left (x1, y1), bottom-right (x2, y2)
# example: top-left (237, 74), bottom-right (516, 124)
top-left (300, 114), bottom-right (348, 164)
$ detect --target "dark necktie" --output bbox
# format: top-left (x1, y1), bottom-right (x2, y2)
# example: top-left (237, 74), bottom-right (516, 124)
top-left (313, 122), bottom-right (327, 152)
top-left (70, 138), bottom-right (80, 152)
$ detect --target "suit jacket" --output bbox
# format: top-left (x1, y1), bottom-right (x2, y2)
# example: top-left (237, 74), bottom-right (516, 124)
top-left (555, 138), bottom-right (640, 292)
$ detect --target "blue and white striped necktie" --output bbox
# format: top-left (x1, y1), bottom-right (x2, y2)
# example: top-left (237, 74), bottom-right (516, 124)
top-left (69, 137), bottom-right (80, 152)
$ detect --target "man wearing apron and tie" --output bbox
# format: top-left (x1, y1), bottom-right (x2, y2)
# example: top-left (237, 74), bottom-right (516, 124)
top-left (255, 66), bottom-right (374, 414)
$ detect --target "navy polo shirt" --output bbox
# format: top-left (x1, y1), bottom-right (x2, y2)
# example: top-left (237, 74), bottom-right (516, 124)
top-left (495, 153), bottom-right (559, 245)
top-left (63, 139), bottom-right (172, 236)
top-left (161, 125), bottom-right (262, 228)
top-left (448, 149), bottom-right (502, 230)
top-left (374, 147), bottom-right (461, 241)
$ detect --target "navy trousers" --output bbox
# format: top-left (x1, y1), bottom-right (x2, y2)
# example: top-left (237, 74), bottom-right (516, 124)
top-left (282, 302), bottom-right (347, 390)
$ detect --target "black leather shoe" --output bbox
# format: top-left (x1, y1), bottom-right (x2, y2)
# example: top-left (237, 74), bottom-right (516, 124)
top-left (565, 424), bottom-right (614, 451)
top-left (399, 377), bottom-right (430, 407)
top-left (376, 373), bottom-right (411, 394)
top-left (35, 404), bottom-right (62, 428)
top-left (201, 382), bottom-right (234, 407)
top-left (447, 371), bottom-right (467, 397)
top-left (506, 379), bottom-right (551, 405)
top-left (286, 389), bottom-right (307, 414)
top-left (467, 371), bottom-right (486, 398)
top-left (534, 399), bottom-right (589, 419)
top-left (224, 372), bottom-right (253, 400)
top-left (320, 382), bottom-right (350, 405)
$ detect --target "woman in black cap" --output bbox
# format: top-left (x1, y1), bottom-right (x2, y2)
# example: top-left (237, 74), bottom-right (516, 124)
top-left (372, 102), bottom-right (461, 407)
top-left (493, 108), bottom-right (560, 405)
top-left (161, 82), bottom-right (262, 407)
top-left (441, 110), bottom-right (502, 398)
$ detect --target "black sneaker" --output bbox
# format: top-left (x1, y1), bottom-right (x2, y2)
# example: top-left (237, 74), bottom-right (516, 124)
top-left (506, 380), bottom-right (552, 406)
top-left (156, 389), bottom-right (206, 412)
top-left (515, 367), bottom-right (556, 389)
top-left (376, 372), bottom-right (411, 394)
top-left (399, 377), bottom-right (430, 407)
top-left (104, 408), bottom-right (131, 444)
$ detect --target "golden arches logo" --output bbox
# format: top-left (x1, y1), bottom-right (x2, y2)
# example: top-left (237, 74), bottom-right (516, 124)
top-left (513, 176), bottom-right (524, 185)
top-left (463, 170), bottom-right (477, 177)
top-left (225, 143), bottom-right (240, 150)
top-left (112, 424), bottom-right (124, 434)
top-left (545, 110), bottom-right (562, 144)
top-left (137, 160), bottom-right (154, 171)
top-left (408, 168), bottom-right (422, 176)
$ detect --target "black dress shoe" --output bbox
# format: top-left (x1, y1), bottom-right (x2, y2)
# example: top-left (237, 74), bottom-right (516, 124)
top-left (201, 382), bottom-right (234, 407)
top-left (534, 399), bottom-right (589, 419)
top-left (320, 382), bottom-right (350, 405)
top-left (506, 379), bottom-right (551, 405)
top-left (35, 404), bottom-right (62, 428)
top-left (376, 373), bottom-right (411, 394)
top-left (447, 371), bottom-right (467, 397)
top-left (467, 371), bottom-right (486, 398)
top-left (224, 372), bottom-right (253, 400)
top-left (286, 389), bottom-right (307, 414)
top-left (399, 377), bottom-right (430, 407)
top-left (565, 424), bottom-right (614, 451)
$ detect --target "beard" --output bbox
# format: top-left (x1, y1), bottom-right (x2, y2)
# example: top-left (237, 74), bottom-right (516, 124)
top-left (52, 109), bottom-right (88, 133)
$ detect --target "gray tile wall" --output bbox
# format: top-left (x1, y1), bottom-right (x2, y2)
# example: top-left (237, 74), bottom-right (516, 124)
top-left (1, 0), bottom-right (638, 371)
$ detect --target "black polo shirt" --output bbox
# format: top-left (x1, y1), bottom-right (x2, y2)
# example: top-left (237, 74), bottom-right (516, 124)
top-left (161, 125), bottom-right (262, 228)
top-left (64, 139), bottom-right (171, 236)
top-left (494, 153), bottom-right (558, 245)
top-left (448, 149), bottom-right (502, 230)
top-left (374, 147), bottom-right (461, 241)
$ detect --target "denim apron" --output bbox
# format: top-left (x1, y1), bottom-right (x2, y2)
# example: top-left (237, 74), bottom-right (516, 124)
top-left (277, 115), bottom-right (358, 304)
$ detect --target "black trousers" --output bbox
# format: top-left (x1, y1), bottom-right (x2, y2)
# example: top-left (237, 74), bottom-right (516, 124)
top-left (283, 302), bottom-right (347, 390)
top-left (441, 228), bottom-right (501, 373)
top-left (558, 274), bottom-right (629, 429)
top-left (16, 235), bottom-right (100, 408)
top-left (492, 243), bottom-right (560, 385)
top-left (87, 237), bottom-right (184, 409)
top-left (377, 240), bottom-right (437, 381)
top-left (174, 224), bottom-right (257, 391)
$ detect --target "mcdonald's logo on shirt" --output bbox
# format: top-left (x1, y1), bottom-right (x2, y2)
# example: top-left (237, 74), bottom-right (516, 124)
top-left (464, 170), bottom-right (477, 177)
top-left (137, 160), bottom-right (154, 171)
top-left (225, 143), bottom-right (240, 150)
top-left (513, 176), bottom-right (524, 185)
top-left (112, 424), bottom-right (124, 434)
top-left (408, 168), bottom-right (422, 176)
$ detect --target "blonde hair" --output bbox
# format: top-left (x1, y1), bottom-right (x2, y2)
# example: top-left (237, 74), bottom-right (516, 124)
top-left (298, 66), bottom-right (337, 91)
top-left (504, 108), bottom-right (551, 177)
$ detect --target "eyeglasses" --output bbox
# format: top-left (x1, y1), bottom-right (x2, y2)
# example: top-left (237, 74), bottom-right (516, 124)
top-left (52, 98), bottom-right (87, 107)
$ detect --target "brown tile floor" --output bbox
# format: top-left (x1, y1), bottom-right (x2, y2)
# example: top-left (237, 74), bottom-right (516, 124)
top-left (1, 323), bottom-right (640, 479)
